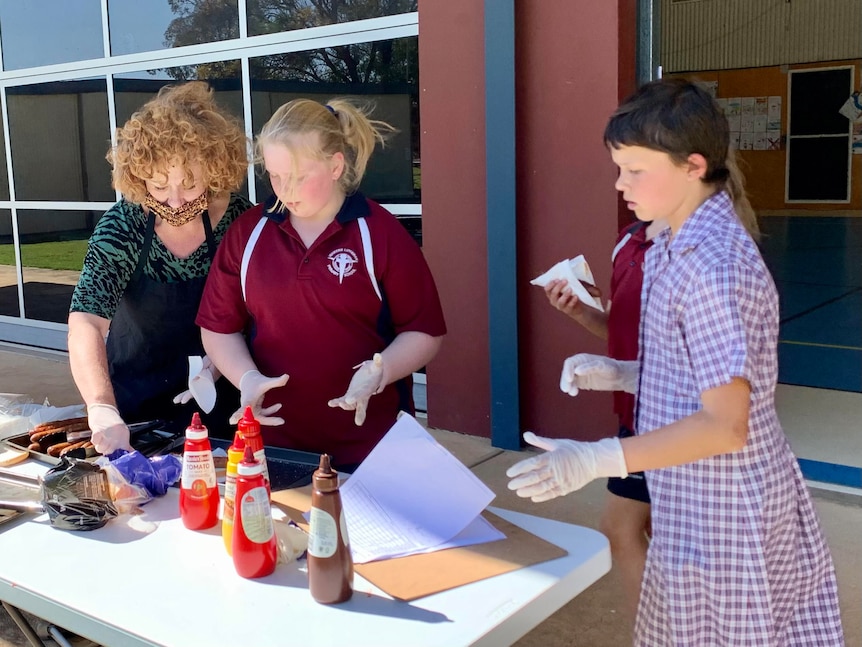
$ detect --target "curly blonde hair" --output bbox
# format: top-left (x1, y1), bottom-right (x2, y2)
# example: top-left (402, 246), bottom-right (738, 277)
top-left (108, 81), bottom-right (249, 204)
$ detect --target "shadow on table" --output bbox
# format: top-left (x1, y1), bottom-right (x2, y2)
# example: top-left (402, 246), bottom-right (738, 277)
top-left (337, 592), bottom-right (452, 623)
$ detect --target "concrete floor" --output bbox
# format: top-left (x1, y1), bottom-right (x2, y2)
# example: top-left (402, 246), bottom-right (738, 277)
top-left (0, 345), bottom-right (859, 647)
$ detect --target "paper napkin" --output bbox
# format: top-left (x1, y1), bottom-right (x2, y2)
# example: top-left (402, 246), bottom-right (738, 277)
top-left (530, 254), bottom-right (604, 312)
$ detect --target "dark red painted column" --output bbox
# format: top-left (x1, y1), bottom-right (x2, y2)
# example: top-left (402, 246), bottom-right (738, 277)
top-left (419, 0), bottom-right (492, 436)
top-left (420, 1), bottom-right (626, 441)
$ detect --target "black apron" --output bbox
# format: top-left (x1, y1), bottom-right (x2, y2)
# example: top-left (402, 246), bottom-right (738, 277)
top-left (106, 212), bottom-right (237, 439)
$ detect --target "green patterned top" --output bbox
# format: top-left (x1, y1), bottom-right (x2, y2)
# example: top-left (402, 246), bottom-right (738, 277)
top-left (70, 194), bottom-right (253, 320)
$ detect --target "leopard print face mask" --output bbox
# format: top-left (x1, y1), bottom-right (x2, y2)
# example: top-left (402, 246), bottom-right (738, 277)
top-left (143, 192), bottom-right (208, 227)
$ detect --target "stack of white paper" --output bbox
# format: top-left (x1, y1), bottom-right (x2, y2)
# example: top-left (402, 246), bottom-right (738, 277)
top-left (340, 413), bottom-right (505, 564)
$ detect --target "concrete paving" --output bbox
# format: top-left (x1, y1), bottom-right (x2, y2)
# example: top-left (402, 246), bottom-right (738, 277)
top-left (0, 345), bottom-right (859, 646)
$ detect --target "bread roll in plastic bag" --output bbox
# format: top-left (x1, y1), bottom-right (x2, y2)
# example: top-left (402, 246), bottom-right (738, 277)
top-left (40, 458), bottom-right (118, 531)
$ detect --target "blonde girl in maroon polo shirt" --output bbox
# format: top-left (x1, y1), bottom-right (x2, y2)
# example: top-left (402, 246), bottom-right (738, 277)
top-left (198, 99), bottom-right (446, 470)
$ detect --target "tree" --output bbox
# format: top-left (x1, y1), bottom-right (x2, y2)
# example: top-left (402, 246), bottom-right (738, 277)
top-left (159, 0), bottom-right (417, 84)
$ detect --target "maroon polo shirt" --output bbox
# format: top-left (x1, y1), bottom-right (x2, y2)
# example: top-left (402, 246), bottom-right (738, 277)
top-left (607, 221), bottom-right (651, 432)
top-left (197, 192), bottom-right (446, 466)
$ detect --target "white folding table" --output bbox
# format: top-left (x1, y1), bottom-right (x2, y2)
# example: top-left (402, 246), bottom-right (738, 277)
top-left (0, 461), bottom-right (610, 647)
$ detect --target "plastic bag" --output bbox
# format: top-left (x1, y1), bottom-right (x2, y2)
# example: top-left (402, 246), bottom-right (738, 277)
top-left (96, 450), bottom-right (182, 513)
top-left (0, 395), bottom-right (86, 441)
top-left (273, 517), bottom-right (309, 564)
top-left (40, 458), bottom-right (118, 531)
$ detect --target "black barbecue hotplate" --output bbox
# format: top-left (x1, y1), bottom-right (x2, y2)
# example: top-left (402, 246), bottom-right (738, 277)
top-left (208, 438), bottom-right (318, 491)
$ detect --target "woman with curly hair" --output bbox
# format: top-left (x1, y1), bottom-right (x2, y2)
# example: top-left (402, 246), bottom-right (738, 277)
top-left (68, 81), bottom-right (251, 453)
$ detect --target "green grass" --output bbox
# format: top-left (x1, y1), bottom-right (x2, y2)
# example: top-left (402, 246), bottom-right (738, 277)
top-left (0, 240), bottom-right (88, 271)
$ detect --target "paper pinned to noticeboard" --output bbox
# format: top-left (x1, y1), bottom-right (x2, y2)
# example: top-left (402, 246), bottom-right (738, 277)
top-left (272, 490), bottom-right (568, 602)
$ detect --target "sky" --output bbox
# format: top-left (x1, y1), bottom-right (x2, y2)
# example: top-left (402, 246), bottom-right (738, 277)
top-left (0, 0), bottom-right (204, 71)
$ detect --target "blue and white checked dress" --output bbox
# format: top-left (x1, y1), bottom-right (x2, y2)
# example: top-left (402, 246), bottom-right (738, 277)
top-left (634, 192), bottom-right (844, 646)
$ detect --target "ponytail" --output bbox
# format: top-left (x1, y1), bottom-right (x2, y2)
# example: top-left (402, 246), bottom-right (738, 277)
top-left (325, 99), bottom-right (396, 192)
top-left (256, 97), bottom-right (396, 196)
top-left (724, 151), bottom-right (759, 241)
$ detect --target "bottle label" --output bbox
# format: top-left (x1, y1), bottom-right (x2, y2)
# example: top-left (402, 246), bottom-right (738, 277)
top-left (181, 450), bottom-right (216, 489)
top-left (308, 507), bottom-right (338, 558)
top-left (223, 475), bottom-right (236, 524)
top-left (254, 449), bottom-right (270, 483)
top-left (238, 486), bottom-right (274, 543)
top-left (340, 509), bottom-right (350, 549)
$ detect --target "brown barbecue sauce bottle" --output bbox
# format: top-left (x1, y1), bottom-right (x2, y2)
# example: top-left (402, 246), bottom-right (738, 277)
top-left (307, 454), bottom-right (354, 604)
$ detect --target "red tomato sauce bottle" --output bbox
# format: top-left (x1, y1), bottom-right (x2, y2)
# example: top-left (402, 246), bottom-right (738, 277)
top-left (232, 446), bottom-right (278, 579)
top-left (237, 406), bottom-right (270, 489)
top-left (179, 412), bottom-right (219, 530)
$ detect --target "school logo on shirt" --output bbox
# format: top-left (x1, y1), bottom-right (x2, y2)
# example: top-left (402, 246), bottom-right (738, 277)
top-left (327, 248), bottom-right (359, 284)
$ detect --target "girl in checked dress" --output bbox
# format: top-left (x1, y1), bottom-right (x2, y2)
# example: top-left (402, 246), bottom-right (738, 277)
top-left (507, 78), bottom-right (844, 646)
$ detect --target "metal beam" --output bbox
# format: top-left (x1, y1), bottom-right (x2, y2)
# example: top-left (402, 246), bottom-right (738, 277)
top-left (484, 0), bottom-right (520, 450)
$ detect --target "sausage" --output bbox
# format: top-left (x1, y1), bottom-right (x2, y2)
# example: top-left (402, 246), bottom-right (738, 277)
top-left (29, 429), bottom-right (67, 443)
top-left (47, 442), bottom-right (72, 457)
top-left (32, 431), bottom-right (66, 453)
top-left (59, 440), bottom-right (89, 457)
top-left (29, 417), bottom-right (88, 436)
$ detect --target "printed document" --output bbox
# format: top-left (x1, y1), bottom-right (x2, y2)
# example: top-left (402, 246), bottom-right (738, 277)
top-left (340, 413), bottom-right (504, 563)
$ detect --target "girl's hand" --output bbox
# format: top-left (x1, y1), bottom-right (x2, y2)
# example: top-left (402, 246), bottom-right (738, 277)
top-left (507, 432), bottom-right (628, 502)
top-left (544, 279), bottom-right (602, 320)
top-left (327, 353), bottom-right (385, 426)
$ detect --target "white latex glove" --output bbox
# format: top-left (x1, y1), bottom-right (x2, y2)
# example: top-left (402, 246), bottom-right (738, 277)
top-left (560, 353), bottom-right (639, 396)
top-left (229, 369), bottom-right (289, 426)
top-left (507, 432), bottom-right (628, 502)
top-left (172, 355), bottom-right (217, 412)
top-left (87, 403), bottom-right (132, 455)
top-left (327, 353), bottom-right (384, 426)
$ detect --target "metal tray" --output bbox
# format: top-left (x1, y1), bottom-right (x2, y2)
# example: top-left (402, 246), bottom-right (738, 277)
top-left (0, 467), bottom-right (41, 527)
top-left (0, 508), bottom-right (24, 529)
top-left (2, 420), bottom-right (183, 466)
top-left (209, 438), bottom-right (318, 491)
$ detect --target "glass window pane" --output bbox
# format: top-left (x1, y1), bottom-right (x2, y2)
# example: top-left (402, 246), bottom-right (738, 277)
top-left (0, 0), bottom-right (103, 70)
top-left (114, 64), bottom-right (245, 128)
top-left (108, 0), bottom-right (239, 57)
top-left (114, 65), bottom-right (249, 199)
top-left (247, 0), bottom-right (417, 37)
top-left (7, 80), bottom-right (113, 202)
top-left (18, 209), bottom-right (93, 323)
top-left (0, 210), bottom-right (19, 318)
top-left (0, 101), bottom-right (9, 202)
top-left (250, 36), bottom-right (419, 204)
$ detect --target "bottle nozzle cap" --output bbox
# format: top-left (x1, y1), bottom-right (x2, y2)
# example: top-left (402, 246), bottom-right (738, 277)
top-left (237, 444), bottom-right (263, 476)
top-left (313, 453), bottom-right (338, 491)
top-left (238, 406), bottom-right (260, 435)
top-left (185, 412), bottom-right (208, 439)
top-left (229, 430), bottom-right (245, 452)
top-left (241, 445), bottom-right (256, 464)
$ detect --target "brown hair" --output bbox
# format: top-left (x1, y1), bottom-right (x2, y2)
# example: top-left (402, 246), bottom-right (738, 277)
top-left (604, 77), bottom-right (759, 240)
top-left (108, 81), bottom-right (248, 204)
top-left (255, 97), bottom-right (395, 198)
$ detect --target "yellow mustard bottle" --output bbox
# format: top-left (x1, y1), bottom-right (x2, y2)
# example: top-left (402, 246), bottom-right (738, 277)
top-left (221, 429), bottom-right (246, 555)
